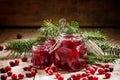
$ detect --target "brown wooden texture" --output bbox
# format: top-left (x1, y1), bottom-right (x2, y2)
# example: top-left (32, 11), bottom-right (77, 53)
top-left (0, 0), bottom-right (120, 26)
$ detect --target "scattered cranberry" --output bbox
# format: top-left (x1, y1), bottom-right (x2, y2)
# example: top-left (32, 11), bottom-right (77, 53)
top-left (26, 72), bottom-right (32, 78)
top-left (21, 56), bottom-right (27, 62)
top-left (81, 72), bottom-right (87, 77)
top-left (100, 64), bottom-right (106, 69)
top-left (23, 67), bottom-right (28, 71)
top-left (105, 64), bottom-right (110, 68)
top-left (0, 45), bottom-right (4, 51)
top-left (31, 68), bottom-right (37, 73)
top-left (104, 68), bottom-right (110, 72)
top-left (5, 66), bottom-right (11, 72)
top-left (55, 73), bottom-right (61, 78)
top-left (1, 74), bottom-right (7, 80)
top-left (18, 73), bottom-right (24, 79)
top-left (45, 67), bottom-right (51, 73)
top-left (81, 77), bottom-right (88, 80)
top-left (11, 74), bottom-right (17, 80)
top-left (0, 68), bottom-right (6, 73)
top-left (7, 71), bottom-right (12, 76)
top-left (15, 59), bottom-right (19, 66)
top-left (109, 66), bottom-right (114, 72)
top-left (58, 76), bottom-right (64, 80)
top-left (105, 72), bottom-right (111, 79)
top-left (47, 69), bottom-right (53, 75)
top-left (9, 61), bottom-right (15, 67)
top-left (27, 65), bottom-right (33, 71)
top-left (87, 75), bottom-right (94, 80)
top-left (98, 68), bottom-right (105, 74)
top-left (16, 34), bottom-right (22, 39)
top-left (89, 68), bottom-right (96, 75)
top-left (92, 65), bottom-right (98, 71)
top-left (31, 70), bottom-right (36, 76)
top-left (76, 73), bottom-right (82, 79)
top-left (92, 76), bottom-right (98, 80)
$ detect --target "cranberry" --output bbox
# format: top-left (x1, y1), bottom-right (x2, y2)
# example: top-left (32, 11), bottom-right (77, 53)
top-left (23, 67), bottom-right (28, 71)
top-left (105, 72), bottom-right (111, 79)
top-left (11, 74), bottom-right (17, 80)
top-left (31, 70), bottom-right (36, 76)
top-left (16, 34), bottom-right (22, 39)
top-left (100, 64), bottom-right (106, 69)
top-left (15, 59), bottom-right (19, 66)
top-left (55, 73), bottom-right (61, 78)
top-left (45, 67), bottom-right (51, 73)
top-left (27, 65), bottom-right (33, 71)
top-left (21, 56), bottom-right (27, 62)
top-left (81, 72), bottom-right (87, 77)
top-left (31, 68), bottom-right (37, 73)
top-left (58, 76), bottom-right (64, 80)
top-left (18, 73), bottom-right (24, 79)
top-left (5, 66), bottom-right (11, 72)
top-left (26, 72), bottom-right (32, 78)
top-left (7, 71), bottom-right (12, 76)
top-left (89, 68), bottom-right (96, 75)
top-left (0, 45), bottom-right (4, 51)
top-left (9, 61), bottom-right (15, 67)
top-left (104, 68), bottom-right (110, 72)
top-left (81, 77), bottom-right (88, 80)
top-left (1, 74), bottom-right (7, 80)
top-left (105, 64), bottom-right (110, 68)
top-left (109, 66), bottom-right (114, 72)
top-left (98, 68), bottom-right (105, 74)
top-left (47, 69), bottom-right (53, 75)
top-left (76, 73), bottom-right (82, 79)
top-left (92, 65), bottom-right (98, 71)
top-left (92, 76), bottom-right (98, 80)
top-left (87, 75), bottom-right (94, 80)
top-left (71, 74), bottom-right (77, 79)
top-left (0, 68), bottom-right (6, 73)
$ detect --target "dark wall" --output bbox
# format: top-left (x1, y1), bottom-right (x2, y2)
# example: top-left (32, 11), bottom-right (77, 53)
top-left (0, 0), bottom-right (120, 26)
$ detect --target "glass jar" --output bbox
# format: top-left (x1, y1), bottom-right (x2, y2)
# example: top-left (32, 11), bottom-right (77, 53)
top-left (31, 40), bottom-right (55, 69)
top-left (53, 33), bottom-right (87, 71)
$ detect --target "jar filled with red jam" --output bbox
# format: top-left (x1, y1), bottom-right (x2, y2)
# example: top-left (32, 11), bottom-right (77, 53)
top-left (32, 40), bottom-right (55, 69)
top-left (53, 33), bottom-right (87, 71)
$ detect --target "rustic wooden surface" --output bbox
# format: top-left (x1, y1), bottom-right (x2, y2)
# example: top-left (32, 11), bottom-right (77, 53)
top-left (0, 0), bottom-right (120, 26)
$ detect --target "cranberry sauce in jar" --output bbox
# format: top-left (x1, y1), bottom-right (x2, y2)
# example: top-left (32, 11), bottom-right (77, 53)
top-left (32, 40), bottom-right (55, 69)
top-left (53, 34), bottom-right (87, 71)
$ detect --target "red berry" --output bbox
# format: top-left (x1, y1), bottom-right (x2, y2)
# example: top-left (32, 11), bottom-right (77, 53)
top-left (82, 77), bottom-right (88, 80)
top-left (92, 76), bottom-right (98, 80)
top-left (5, 66), bottom-right (11, 72)
top-left (51, 66), bottom-right (56, 72)
top-left (45, 67), bottom-right (51, 73)
top-left (26, 72), bottom-right (32, 78)
top-left (16, 34), bottom-right (22, 39)
top-left (11, 74), bottom-right (17, 80)
top-left (87, 75), bottom-right (94, 80)
top-left (15, 59), bottom-right (19, 66)
top-left (55, 73), bottom-right (61, 78)
top-left (71, 74), bottom-right (77, 79)
top-left (47, 69), bottom-right (53, 75)
top-left (100, 64), bottom-right (105, 69)
top-left (76, 73), bottom-right (82, 79)
top-left (18, 73), bottom-right (24, 79)
top-left (31, 70), bottom-right (36, 76)
top-left (31, 68), bottom-right (37, 73)
top-left (0, 68), bottom-right (6, 73)
top-left (98, 68), bottom-right (105, 74)
top-left (105, 72), bottom-right (111, 79)
top-left (9, 61), bottom-right (15, 67)
top-left (104, 68), bottom-right (110, 72)
top-left (7, 71), bottom-right (12, 76)
top-left (109, 66), bottom-right (114, 72)
top-left (23, 67), bottom-right (28, 71)
top-left (92, 65), bottom-right (98, 71)
top-left (58, 76), bottom-right (64, 80)
top-left (82, 72), bottom-right (87, 77)
top-left (1, 74), bottom-right (7, 80)
top-left (21, 56), bottom-right (27, 62)
top-left (105, 64), bottom-right (110, 68)
top-left (27, 65), bottom-right (33, 71)
top-left (0, 45), bottom-right (4, 51)
top-left (89, 68), bottom-right (96, 75)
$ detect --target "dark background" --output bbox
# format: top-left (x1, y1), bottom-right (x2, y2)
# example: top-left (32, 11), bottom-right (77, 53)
top-left (0, 0), bottom-right (120, 26)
